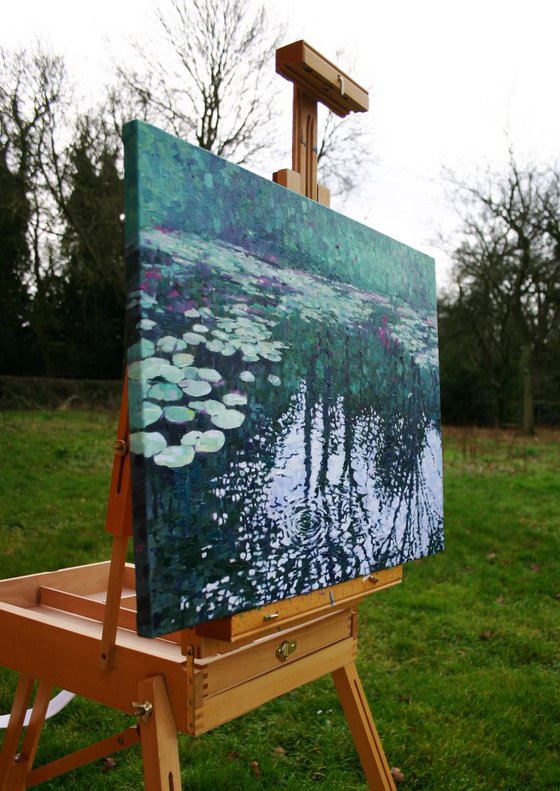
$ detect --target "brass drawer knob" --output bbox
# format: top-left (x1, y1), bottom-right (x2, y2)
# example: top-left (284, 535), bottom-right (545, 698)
top-left (276, 640), bottom-right (297, 662)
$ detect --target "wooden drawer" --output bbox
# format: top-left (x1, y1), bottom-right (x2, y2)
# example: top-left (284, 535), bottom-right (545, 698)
top-left (188, 609), bottom-right (356, 735)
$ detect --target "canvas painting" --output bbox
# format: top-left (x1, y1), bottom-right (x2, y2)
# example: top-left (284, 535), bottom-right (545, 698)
top-left (123, 120), bottom-right (444, 638)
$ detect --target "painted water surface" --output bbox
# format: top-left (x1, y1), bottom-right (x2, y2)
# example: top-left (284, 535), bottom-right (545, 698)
top-left (124, 121), bottom-right (443, 637)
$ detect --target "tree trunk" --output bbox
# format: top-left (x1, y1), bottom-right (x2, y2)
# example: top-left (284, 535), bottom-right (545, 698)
top-left (520, 344), bottom-right (535, 436)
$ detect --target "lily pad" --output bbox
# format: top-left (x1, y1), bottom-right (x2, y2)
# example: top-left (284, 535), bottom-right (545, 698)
top-left (180, 368), bottom-right (199, 381)
top-left (172, 352), bottom-right (195, 368)
top-left (157, 335), bottom-right (187, 354)
top-left (128, 339), bottom-right (155, 362)
top-left (260, 350), bottom-right (282, 362)
top-left (220, 344), bottom-right (236, 357)
top-left (211, 409), bottom-right (245, 429)
top-left (197, 368), bottom-right (222, 383)
top-left (188, 399), bottom-right (225, 416)
top-left (212, 329), bottom-right (230, 341)
top-left (181, 431), bottom-right (203, 446)
top-left (195, 430), bottom-right (226, 453)
top-left (130, 401), bottom-right (163, 429)
top-left (239, 371), bottom-right (255, 383)
top-left (159, 364), bottom-right (184, 383)
top-left (182, 380), bottom-right (212, 397)
top-left (128, 357), bottom-right (164, 382)
top-left (136, 319), bottom-right (157, 331)
top-left (154, 445), bottom-right (194, 468)
top-left (216, 318), bottom-right (236, 331)
top-left (147, 382), bottom-right (183, 402)
top-left (183, 332), bottom-right (207, 345)
top-left (139, 292), bottom-right (157, 308)
top-left (242, 354), bottom-right (260, 363)
top-left (164, 406), bottom-right (196, 424)
top-left (128, 357), bottom-right (167, 382)
top-left (192, 324), bottom-right (209, 333)
top-left (223, 393), bottom-right (248, 407)
top-left (184, 308), bottom-right (200, 318)
top-left (205, 339), bottom-right (224, 353)
top-left (268, 375), bottom-right (281, 387)
top-left (199, 307), bottom-right (214, 318)
top-left (129, 431), bottom-right (167, 458)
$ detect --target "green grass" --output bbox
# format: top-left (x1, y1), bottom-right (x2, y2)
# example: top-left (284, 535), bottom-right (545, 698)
top-left (0, 414), bottom-right (559, 789)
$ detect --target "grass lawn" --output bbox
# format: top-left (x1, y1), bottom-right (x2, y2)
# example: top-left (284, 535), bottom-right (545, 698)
top-left (0, 413), bottom-right (559, 790)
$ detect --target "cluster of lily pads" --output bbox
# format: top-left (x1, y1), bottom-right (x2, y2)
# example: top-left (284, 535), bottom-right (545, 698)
top-left (142, 228), bottom-right (439, 370)
top-left (128, 300), bottom-right (287, 468)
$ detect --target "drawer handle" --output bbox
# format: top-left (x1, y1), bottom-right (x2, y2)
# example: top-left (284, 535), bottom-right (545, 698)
top-left (276, 640), bottom-right (297, 662)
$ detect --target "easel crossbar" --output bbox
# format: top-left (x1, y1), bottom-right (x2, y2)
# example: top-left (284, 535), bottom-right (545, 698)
top-left (27, 726), bottom-right (140, 788)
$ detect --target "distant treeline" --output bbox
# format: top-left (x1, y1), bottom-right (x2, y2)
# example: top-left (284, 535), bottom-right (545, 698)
top-left (0, 376), bottom-right (122, 411)
top-left (1, 44), bottom-right (558, 431)
top-left (438, 161), bottom-right (560, 433)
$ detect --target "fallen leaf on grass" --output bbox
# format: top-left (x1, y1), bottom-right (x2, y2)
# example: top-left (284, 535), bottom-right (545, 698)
top-left (486, 552), bottom-right (498, 561)
top-left (530, 564), bottom-right (541, 573)
top-left (227, 751), bottom-right (239, 760)
top-left (391, 766), bottom-right (405, 783)
top-left (272, 746), bottom-right (286, 757)
top-left (101, 757), bottom-right (117, 772)
top-left (479, 630), bottom-right (494, 641)
top-left (553, 593), bottom-right (560, 600)
top-left (496, 595), bottom-right (506, 605)
top-left (249, 760), bottom-right (260, 777)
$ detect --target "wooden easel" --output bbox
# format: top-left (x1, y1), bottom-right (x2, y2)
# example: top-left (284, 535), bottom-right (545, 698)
top-left (0, 41), bottom-right (400, 790)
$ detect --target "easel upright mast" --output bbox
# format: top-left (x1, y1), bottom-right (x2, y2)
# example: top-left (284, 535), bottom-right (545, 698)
top-left (0, 41), bottom-right (399, 791)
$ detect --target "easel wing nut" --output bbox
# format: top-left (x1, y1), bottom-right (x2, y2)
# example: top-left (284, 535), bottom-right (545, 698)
top-left (131, 700), bottom-right (153, 721)
top-left (113, 439), bottom-right (128, 457)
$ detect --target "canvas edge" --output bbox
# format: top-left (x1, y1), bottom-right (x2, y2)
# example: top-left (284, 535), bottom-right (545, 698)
top-left (122, 119), bottom-right (158, 638)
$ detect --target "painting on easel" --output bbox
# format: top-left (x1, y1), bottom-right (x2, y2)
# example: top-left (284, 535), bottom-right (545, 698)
top-left (124, 120), bottom-right (444, 637)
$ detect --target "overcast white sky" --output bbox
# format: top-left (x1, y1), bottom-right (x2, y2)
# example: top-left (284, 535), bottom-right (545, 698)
top-left (3, 0), bottom-right (560, 287)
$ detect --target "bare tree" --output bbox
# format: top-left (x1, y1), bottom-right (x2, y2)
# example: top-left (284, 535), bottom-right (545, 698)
top-left (0, 47), bottom-right (69, 289)
top-left (444, 155), bottom-right (560, 434)
top-left (114, 0), bottom-right (285, 166)
top-left (317, 106), bottom-right (374, 198)
top-left (315, 49), bottom-right (374, 198)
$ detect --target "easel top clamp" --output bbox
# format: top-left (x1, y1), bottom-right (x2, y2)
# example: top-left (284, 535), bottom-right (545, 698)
top-left (274, 39), bottom-right (369, 201)
top-left (101, 40), bottom-right (401, 663)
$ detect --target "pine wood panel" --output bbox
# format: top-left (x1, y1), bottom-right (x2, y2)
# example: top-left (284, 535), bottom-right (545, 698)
top-left (194, 637), bottom-right (356, 735)
top-left (0, 604), bottom-right (188, 731)
top-left (0, 563), bottom-right (112, 608)
top-left (199, 609), bottom-right (353, 697)
top-left (196, 566), bottom-right (402, 642)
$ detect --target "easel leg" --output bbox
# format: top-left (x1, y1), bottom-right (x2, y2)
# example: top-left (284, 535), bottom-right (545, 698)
top-left (0, 677), bottom-right (53, 791)
top-left (138, 675), bottom-right (182, 791)
top-left (0, 675), bottom-right (34, 791)
top-left (332, 662), bottom-right (396, 791)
